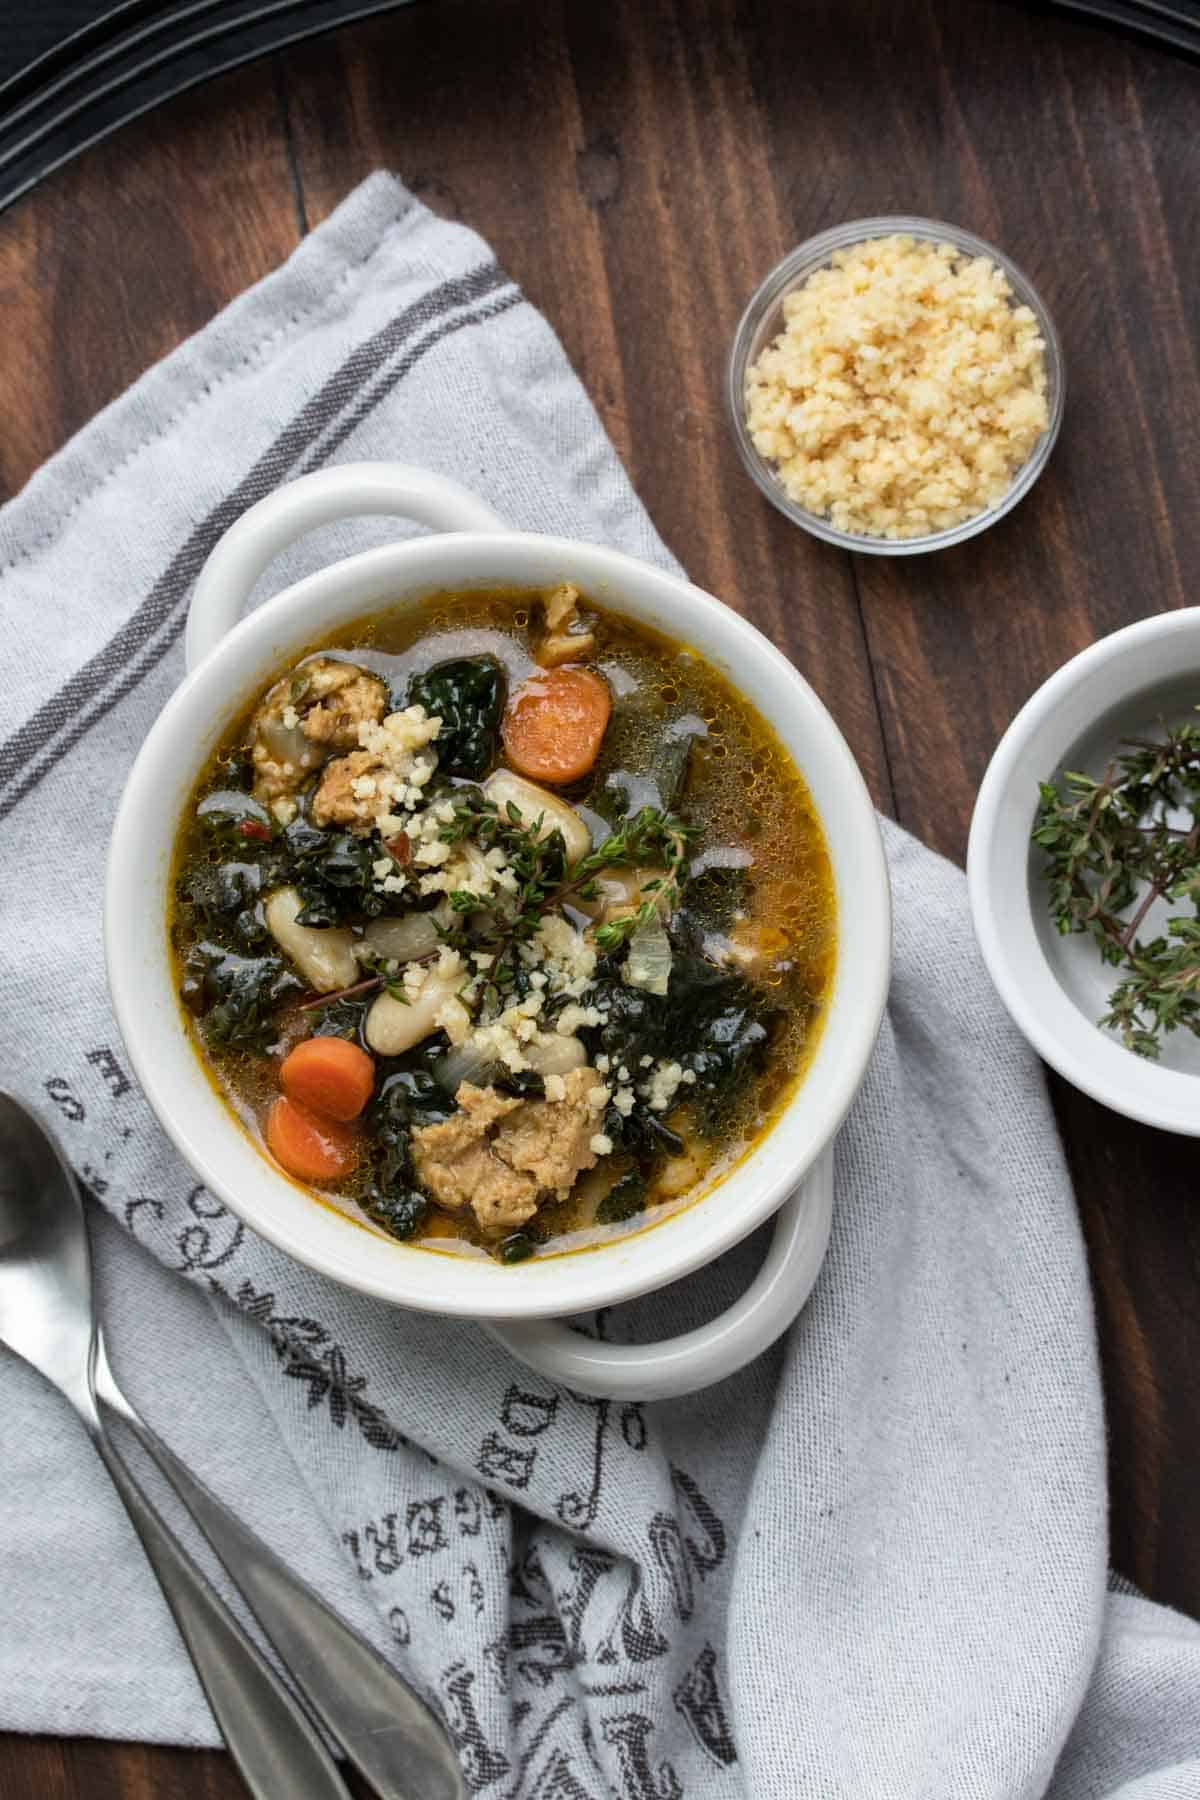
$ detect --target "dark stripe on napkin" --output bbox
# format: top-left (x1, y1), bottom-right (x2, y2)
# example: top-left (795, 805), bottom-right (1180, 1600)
top-left (0, 261), bottom-right (519, 821)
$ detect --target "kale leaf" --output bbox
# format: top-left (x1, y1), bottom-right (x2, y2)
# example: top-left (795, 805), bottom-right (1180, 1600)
top-left (361, 1068), bottom-right (454, 1241)
top-left (310, 997), bottom-right (371, 1041)
top-left (668, 953), bottom-right (773, 1101)
top-left (603, 1100), bottom-right (684, 1164)
top-left (595, 1170), bottom-right (647, 1225)
top-left (196, 788), bottom-right (274, 844)
top-left (498, 1231), bottom-right (539, 1264)
top-left (676, 853), bottom-right (753, 937)
top-left (407, 656), bottom-right (505, 780)
top-left (587, 703), bottom-right (702, 824)
top-left (274, 819), bottom-right (400, 926)
top-left (493, 1068), bottom-right (547, 1101)
top-left (182, 942), bottom-right (302, 1051)
top-left (366, 1188), bottom-right (428, 1240)
top-left (181, 859), bottom-right (270, 950)
top-left (654, 718), bottom-right (703, 813)
top-left (585, 937), bottom-right (775, 1122)
top-left (372, 1067), bottom-right (455, 1132)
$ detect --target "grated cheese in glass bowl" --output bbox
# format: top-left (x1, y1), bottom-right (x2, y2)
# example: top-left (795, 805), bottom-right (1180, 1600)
top-left (728, 216), bottom-right (1065, 556)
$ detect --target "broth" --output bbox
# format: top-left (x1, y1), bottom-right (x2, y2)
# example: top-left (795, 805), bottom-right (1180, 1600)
top-left (169, 586), bottom-right (836, 1263)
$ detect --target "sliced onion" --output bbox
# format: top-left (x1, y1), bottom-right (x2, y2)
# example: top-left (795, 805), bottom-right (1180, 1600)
top-left (361, 913), bottom-right (442, 964)
top-left (688, 844), bottom-right (754, 878)
top-left (572, 866), bottom-right (644, 923)
top-left (197, 789), bottom-right (272, 827)
top-left (432, 1041), bottom-right (498, 1096)
top-left (624, 919), bottom-right (672, 996)
top-left (573, 865), bottom-right (674, 925)
top-left (257, 716), bottom-right (324, 772)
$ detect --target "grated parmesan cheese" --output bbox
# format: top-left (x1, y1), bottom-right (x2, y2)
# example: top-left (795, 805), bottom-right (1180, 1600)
top-left (744, 234), bottom-right (1049, 540)
top-left (643, 1059), bottom-right (685, 1113)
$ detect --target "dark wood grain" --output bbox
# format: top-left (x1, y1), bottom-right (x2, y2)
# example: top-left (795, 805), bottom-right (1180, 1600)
top-left (281, 0), bottom-right (894, 808)
top-left (0, 59), bottom-right (301, 498)
top-left (0, 0), bottom-right (1197, 1790)
top-left (0, 1737), bottom-right (376, 1797)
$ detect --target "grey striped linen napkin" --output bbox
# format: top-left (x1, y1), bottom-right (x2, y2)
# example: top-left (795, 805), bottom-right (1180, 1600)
top-left (1, 173), bottom-right (1197, 1798)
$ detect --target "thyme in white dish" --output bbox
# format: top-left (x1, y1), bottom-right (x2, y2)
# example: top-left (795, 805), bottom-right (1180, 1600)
top-left (1032, 716), bottom-right (1200, 1058)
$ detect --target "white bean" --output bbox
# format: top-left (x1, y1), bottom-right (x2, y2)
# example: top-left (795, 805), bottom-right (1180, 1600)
top-left (483, 769), bottom-right (591, 864)
top-left (365, 973), bottom-right (461, 1056)
top-left (263, 887), bottom-right (357, 992)
top-left (524, 1033), bottom-right (588, 1077)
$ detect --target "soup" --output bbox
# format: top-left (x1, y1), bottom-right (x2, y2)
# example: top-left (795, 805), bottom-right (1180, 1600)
top-left (170, 586), bottom-right (836, 1263)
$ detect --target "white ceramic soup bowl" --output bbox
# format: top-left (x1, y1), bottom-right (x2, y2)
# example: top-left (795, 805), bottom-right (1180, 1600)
top-left (106, 464), bottom-right (891, 1399)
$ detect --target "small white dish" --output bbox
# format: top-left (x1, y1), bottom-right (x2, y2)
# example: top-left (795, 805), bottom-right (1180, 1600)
top-left (968, 608), bottom-right (1200, 1136)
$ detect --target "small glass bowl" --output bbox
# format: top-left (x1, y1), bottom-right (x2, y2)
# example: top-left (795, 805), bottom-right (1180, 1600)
top-left (727, 215), bottom-right (1065, 557)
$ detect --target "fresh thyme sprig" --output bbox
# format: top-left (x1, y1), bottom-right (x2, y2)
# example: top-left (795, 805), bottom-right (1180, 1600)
top-left (294, 948), bottom-right (437, 1012)
top-left (294, 800), bottom-right (692, 1021)
top-left (591, 878), bottom-right (671, 952)
top-left (1032, 715), bottom-right (1200, 1059)
top-left (557, 810), bottom-right (690, 952)
top-left (440, 793), bottom-right (691, 1008)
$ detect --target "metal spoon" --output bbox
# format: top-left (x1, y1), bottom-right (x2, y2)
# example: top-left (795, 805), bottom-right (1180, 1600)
top-left (0, 1090), bottom-right (464, 1800)
top-left (0, 1090), bottom-right (349, 1798)
top-left (92, 1331), bottom-right (464, 1800)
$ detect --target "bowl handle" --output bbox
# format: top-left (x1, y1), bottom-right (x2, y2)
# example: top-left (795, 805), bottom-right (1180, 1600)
top-left (185, 463), bottom-right (511, 673)
top-left (483, 1147), bottom-right (833, 1401)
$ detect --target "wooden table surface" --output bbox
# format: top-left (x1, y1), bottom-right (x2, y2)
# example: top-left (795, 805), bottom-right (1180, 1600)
top-left (2, 0), bottom-right (1198, 1791)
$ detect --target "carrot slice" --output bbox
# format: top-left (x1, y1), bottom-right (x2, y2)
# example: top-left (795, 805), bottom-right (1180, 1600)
top-left (266, 1096), bottom-right (358, 1183)
top-left (501, 666), bottom-right (612, 785)
top-left (280, 1036), bottom-right (376, 1121)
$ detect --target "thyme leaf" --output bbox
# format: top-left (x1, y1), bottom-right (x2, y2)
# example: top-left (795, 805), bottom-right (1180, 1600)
top-left (436, 795), bottom-right (691, 1010)
top-left (1032, 714), bottom-right (1200, 1058)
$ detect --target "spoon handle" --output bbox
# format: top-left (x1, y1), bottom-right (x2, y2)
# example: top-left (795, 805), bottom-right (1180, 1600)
top-left (89, 1426), bottom-right (350, 1800)
top-left (100, 1386), bottom-right (463, 1800)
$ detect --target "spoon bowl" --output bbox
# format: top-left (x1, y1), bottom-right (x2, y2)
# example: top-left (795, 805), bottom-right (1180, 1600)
top-left (0, 1090), bottom-right (97, 1416)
